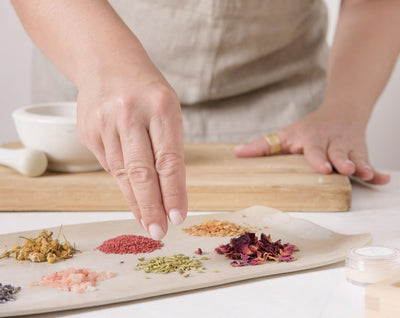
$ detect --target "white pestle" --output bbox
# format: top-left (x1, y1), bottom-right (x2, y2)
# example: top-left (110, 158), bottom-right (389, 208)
top-left (0, 147), bottom-right (48, 177)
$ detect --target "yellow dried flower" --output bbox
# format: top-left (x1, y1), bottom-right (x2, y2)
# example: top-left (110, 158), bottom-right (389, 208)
top-left (0, 225), bottom-right (77, 264)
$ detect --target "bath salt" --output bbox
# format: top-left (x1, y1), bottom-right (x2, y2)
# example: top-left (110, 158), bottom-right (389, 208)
top-left (96, 235), bottom-right (163, 254)
top-left (31, 268), bottom-right (114, 294)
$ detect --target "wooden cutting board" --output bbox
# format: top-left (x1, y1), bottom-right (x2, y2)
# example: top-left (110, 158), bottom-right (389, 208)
top-left (0, 143), bottom-right (351, 212)
top-left (0, 206), bottom-right (370, 317)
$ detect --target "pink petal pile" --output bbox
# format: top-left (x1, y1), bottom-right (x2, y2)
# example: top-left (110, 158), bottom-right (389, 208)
top-left (215, 232), bottom-right (299, 267)
top-left (31, 268), bottom-right (114, 293)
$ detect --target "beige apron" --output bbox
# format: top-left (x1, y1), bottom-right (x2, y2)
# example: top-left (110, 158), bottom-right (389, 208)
top-left (32, 0), bottom-right (328, 142)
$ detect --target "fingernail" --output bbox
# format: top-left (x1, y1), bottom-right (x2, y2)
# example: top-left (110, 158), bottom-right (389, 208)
top-left (169, 209), bottom-right (184, 225)
top-left (324, 162), bottom-right (332, 172)
top-left (345, 159), bottom-right (355, 167)
top-left (148, 223), bottom-right (165, 240)
top-left (140, 218), bottom-right (146, 229)
top-left (233, 145), bottom-right (244, 152)
top-left (363, 166), bottom-right (373, 179)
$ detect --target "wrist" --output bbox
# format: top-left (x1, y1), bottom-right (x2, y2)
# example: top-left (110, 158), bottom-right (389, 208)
top-left (75, 47), bottom-right (166, 98)
top-left (75, 45), bottom-right (155, 89)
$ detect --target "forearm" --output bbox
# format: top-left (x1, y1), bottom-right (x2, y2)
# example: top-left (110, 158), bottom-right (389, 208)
top-left (11, 0), bottom-right (156, 90)
top-left (322, 0), bottom-right (400, 125)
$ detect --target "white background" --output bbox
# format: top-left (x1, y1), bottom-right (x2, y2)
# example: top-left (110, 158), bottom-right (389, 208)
top-left (0, 2), bottom-right (399, 169)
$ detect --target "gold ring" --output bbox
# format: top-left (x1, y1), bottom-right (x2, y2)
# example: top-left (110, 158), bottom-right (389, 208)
top-left (264, 133), bottom-right (282, 154)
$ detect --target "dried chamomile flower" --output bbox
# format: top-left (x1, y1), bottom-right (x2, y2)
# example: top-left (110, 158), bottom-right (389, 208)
top-left (0, 226), bottom-right (77, 264)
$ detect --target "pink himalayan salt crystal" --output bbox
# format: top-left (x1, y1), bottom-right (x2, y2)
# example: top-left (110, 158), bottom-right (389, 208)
top-left (31, 268), bottom-right (114, 294)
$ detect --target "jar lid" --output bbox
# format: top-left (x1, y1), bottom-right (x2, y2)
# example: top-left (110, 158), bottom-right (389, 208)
top-left (346, 246), bottom-right (400, 271)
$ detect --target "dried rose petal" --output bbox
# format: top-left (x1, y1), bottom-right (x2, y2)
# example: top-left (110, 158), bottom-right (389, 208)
top-left (194, 248), bottom-right (203, 255)
top-left (215, 232), bottom-right (299, 267)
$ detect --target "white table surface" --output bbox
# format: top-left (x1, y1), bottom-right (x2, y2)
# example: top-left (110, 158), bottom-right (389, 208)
top-left (1, 170), bottom-right (399, 318)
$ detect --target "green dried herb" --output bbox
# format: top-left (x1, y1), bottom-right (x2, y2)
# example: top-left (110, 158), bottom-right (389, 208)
top-left (135, 254), bottom-right (206, 276)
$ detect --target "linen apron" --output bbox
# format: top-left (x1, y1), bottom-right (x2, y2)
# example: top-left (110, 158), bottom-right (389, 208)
top-left (31, 0), bottom-right (328, 143)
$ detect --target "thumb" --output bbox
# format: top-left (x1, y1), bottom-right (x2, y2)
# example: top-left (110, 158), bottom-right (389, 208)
top-left (234, 133), bottom-right (283, 158)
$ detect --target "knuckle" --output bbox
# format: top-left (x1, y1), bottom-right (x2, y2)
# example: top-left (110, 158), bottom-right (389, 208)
top-left (139, 203), bottom-right (161, 218)
top-left (309, 144), bottom-right (325, 155)
top-left (162, 190), bottom-right (181, 204)
top-left (116, 95), bottom-right (134, 115)
top-left (113, 94), bottom-right (141, 128)
top-left (155, 151), bottom-right (183, 176)
top-left (149, 86), bottom-right (179, 117)
top-left (106, 93), bottom-right (135, 120)
top-left (95, 108), bottom-right (107, 131)
top-left (126, 162), bottom-right (155, 184)
top-left (110, 166), bottom-right (126, 179)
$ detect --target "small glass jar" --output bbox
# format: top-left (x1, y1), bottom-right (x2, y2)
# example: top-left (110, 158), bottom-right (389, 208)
top-left (346, 246), bottom-right (400, 286)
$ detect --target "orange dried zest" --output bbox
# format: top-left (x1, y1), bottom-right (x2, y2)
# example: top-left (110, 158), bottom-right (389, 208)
top-left (182, 220), bottom-right (251, 237)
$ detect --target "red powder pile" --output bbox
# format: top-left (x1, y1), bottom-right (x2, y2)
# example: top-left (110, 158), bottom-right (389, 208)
top-left (96, 235), bottom-right (164, 254)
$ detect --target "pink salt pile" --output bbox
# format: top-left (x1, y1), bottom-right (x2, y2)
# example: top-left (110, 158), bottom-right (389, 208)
top-left (31, 268), bottom-right (114, 293)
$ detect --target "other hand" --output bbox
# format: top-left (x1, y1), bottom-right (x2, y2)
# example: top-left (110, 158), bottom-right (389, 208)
top-left (234, 104), bottom-right (390, 185)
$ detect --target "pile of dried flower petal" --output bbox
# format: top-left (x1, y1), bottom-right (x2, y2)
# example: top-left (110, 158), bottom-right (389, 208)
top-left (31, 268), bottom-right (114, 294)
top-left (215, 232), bottom-right (299, 267)
top-left (135, 254), bottom-right (207, 277)
top-left (194, 248), bottom-right (203, 255)
top-left (0, 283), bottom-right (21, 304)
top-left (182, 220), bottom-right (249, 237)
top-left (0, 226), bottom-right (77, 264)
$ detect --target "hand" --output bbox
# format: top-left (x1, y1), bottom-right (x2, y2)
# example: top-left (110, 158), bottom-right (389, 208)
top-left (233, 104), bottom-right (390, 185)
top-left (77, 68), bottom-right (187, 240)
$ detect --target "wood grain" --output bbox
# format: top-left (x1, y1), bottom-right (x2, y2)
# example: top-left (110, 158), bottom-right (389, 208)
top-left (0, 143), bottom-right (351, 212)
